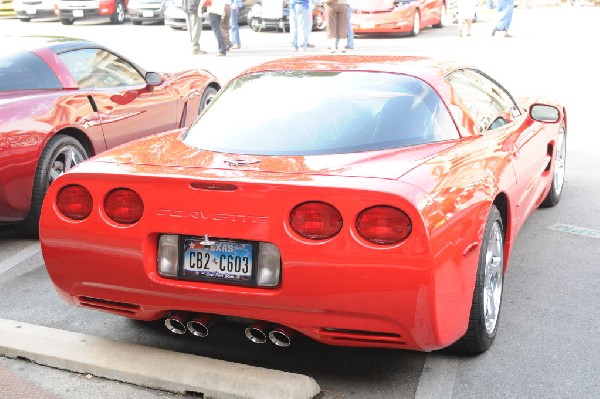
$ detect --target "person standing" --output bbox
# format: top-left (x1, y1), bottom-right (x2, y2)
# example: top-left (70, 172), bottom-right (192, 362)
top-left (335, 0), bottom-right (354, 50)
top-left (457, 0), bottom-right (477, 37)
top-left (203, 0), bottom-right (228, 56)
top-left (220, 0), bottom-right (232, 50)
top-left (184, 0), bottom-right (206, 54)
top-left (289, 0), bottom-right (310, 52)
top-left (325, 0), bottom-right (348, 53)
top-left (229, 0), bottom-right (242, 49)
top-left (492, 0), bottom-right (515, 37)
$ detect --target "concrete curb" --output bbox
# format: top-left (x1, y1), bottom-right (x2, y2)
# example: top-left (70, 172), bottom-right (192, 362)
top-left (0, 318), bottom-right (320, 399)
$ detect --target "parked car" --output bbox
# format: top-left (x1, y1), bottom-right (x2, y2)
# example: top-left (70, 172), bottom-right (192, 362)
top-left (128, 0), bottom-right (168, 25)
top-left (13, 0), bottom-right (57, 21)
top-left (164, 0), bottom-right (254, 30)
top-left (40, 54), bottom-right (566, 354)
top-left (55, 0), bottom-right (128, 24)
top-left (352, 0), bottom-right (445, 35)
top-left (248, 0), bottom-right (325, 32)
top-left (0, 0), bottom-right (15, 17)
top-left (0, 35), bottom-right (220, 236)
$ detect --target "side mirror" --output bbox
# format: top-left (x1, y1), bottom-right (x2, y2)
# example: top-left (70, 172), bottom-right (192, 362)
top-left (529, 104), bottom-right (560, 123)
top-left (145, 72), bottom-right (162, 87)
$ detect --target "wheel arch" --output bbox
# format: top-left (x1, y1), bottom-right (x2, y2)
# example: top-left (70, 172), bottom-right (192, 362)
top-left (492, 192), bottom-right (511, 271)
top-left (48, 128), bottom-right (96, 157)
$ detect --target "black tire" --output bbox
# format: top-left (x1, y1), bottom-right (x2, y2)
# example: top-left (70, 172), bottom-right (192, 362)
top-left (132, 20), bottom-right (142, 25)
top-left (16, 135), bottom-right (89, 237)
top-left (199, 86), bottom-right (218, 113)
top-left (540, 123), bottom-right (566, 208)
top-left (451, 205), bottom-right (504, 354)
top-left (110, 0), bottom-right (126, 24)
top-left (19, 18), bottom-right (31, 22)
top-left (60, 18), bottom-right (74, 25)
top-left (410, 10), bottom-right (421, 36)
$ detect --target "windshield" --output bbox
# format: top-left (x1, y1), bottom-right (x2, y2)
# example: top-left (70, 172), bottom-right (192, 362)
top-left (183, 71), bottom-right (459, 156)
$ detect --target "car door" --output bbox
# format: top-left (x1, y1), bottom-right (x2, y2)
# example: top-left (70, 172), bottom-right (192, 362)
top-left (447, 69), bottom-right (549, 226)
top-left (58, 47), bottom-right (179, 149)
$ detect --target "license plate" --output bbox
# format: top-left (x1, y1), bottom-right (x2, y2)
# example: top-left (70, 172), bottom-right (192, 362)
top-left (73, 9), bottom-right (84, 17)
top-left (26, 7), bottom-right (36, 14)
top-left (181, 237), bottom-right (254, 284)
top-left (142, 10), bottom-right (154, 17)
top-left (360, 21), bottom-right (375, 29)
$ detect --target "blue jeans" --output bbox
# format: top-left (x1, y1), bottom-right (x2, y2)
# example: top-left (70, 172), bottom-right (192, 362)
top-left (230, 7), bottom-right (240, 46)
top-left (209, 13), bottom-right (226, 55)
top-left (290, 4), bottom-right (309, 49)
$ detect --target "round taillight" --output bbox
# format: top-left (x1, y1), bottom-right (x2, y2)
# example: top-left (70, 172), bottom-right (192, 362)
top-left (104, 188), bottom-right (144, 225)
top-left (56, 185), bottom-right (93, 221)
top-left (290, 201), bottom-right (342, 240)
top-left (356, 206), bottom-right (412, 245)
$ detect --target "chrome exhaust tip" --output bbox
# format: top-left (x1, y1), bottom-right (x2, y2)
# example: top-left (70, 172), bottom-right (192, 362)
top-left (164, 312), bottom-right (188, 335)
top-left (245, 321), bottom-right (269, 344)
top-left (186, 314), bottom-right (214, 338)
top-left (268, 325), bottom-right (293, 347)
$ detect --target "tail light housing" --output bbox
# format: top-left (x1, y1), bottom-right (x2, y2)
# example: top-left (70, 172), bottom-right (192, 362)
top-left (56, 185), bottom-right (93, 220)
top-left (289, 201), bottom-right (342, 240)
top-left (356, 206), bottom-right (411, 245)
top-left (104, 188), bottom-right (144, 225)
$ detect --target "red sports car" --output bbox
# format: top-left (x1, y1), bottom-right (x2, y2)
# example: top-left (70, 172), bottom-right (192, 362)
top-left (40, 55), bottom-right (566, 354)
top-left (352, 0), bottom-right (445, 35)
top-left (0, 35), bottom-right (220, 236)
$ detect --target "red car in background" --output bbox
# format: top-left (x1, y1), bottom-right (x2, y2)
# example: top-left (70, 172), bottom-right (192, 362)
top-left (0, 35), bottom-right (220, 236)
top-left (55, 0), bottom-right (128, 24)
top-left (352, 0), bottom-right (445, 35)
top-left (40, 55), bottom-right (566, 354)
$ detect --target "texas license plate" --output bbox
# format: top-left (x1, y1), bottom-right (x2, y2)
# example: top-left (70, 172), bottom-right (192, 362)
top-left (181, 237), bottom-right (254, 284)
top-left (73, 9), bottom-right (84, 17)
top-left (143, 10), bottom-right (154, 17)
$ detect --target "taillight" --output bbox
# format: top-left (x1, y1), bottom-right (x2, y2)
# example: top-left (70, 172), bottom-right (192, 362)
top-left (356, 206), bottom-right (411, 245)
top-left (56, 185), bottom-right (93, 220)
top-left (104, 188), bottom-right (144, 224)
top-left (289, 201), bottom-right (342, 240)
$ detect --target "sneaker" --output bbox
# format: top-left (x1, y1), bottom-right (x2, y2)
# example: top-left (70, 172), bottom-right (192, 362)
top-left (217, 52), bottom-right (226, 57)
top-left (344, 46), bottom-right (353, 50)
top-left (232, 45), bottom-right (241, 49)
top-left (307, 44), bottom-right (315, 48)
top-left (192, 48), bottom-right (207, 55)
top-left (291, 47), bottom-right (298, 52)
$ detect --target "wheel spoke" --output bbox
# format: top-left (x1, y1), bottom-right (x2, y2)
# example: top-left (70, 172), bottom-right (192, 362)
top-left (483, 221), bottom-right (504, 335)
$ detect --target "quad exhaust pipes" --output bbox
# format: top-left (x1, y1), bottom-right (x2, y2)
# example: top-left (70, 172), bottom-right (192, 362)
top-left (164, 312), bottom-right (214, 337)
top-left (165, 313), bottom-right (293, 347)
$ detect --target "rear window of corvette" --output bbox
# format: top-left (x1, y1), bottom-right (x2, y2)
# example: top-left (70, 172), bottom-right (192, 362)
top-left (0, 51), bottom-right (62, 91)
top-left (183, 70), bottom-right (459, 156)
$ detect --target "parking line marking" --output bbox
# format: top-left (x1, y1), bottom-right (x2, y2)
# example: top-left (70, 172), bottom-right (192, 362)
top-left (548, 224), bottom-right (600, 239)
top-left (415, 353), bottom-right (458, 399)
top-left (0, 243), bottom-right (41, 275)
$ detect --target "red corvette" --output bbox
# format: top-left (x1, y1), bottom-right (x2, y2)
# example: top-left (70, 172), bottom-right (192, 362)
top-left (352, 0), bottom-right (445, 35)
top-left (0, 36), bottom-right (220, 236)
top-left (40, 55), bottom-right (566, 354)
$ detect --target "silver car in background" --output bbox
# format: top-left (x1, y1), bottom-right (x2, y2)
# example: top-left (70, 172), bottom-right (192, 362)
top-left (13, 0), bottom-right (58, 21)
top-left (128, 0), bottom-right (167, 25)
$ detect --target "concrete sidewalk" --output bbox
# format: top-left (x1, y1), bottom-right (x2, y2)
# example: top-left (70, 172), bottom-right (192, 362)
top-left (0, 319), bottom-right (320, 399)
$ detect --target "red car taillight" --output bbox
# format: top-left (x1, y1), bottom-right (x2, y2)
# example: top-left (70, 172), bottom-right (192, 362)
top-left (290, 201), bottom-right (342, 240)
top-left (356, 206), bottom-right (411, 245)
top-left (104, 188), bottom-right (144, 224)
top-left (56, 185), bottom-right (93, 221)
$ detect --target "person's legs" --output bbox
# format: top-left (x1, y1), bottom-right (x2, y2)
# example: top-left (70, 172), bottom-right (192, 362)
top-left (325, 4), bottom-right (337, 51)
top-left (210, 13), bottom-right (226, 55)
top-left (346, 5), bottom-right (354, 49)
top-left (230, 7), bottom-right (240, 47)
top-left (187, 12), bottom-right (204, 53)
top-left (220, 5), bottom-right (231, 49)
top-left (289, 5), bottom-right (298, 50)
top-left (297, 6), bottom-right (309, 49)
